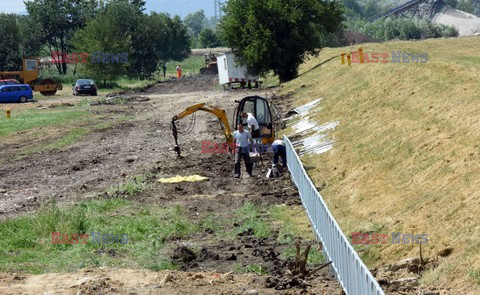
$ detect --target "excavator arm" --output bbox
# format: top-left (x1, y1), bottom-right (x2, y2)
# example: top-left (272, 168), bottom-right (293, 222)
top-left (172, 103), bottom-right (233, 157)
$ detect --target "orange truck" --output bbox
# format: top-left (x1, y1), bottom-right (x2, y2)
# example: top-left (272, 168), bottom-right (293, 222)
top-left (0, 58), bottom-right (63, 96)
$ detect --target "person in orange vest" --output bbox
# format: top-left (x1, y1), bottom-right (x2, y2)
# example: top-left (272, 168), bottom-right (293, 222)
top-left (176, 64), bottom-right (182, 78)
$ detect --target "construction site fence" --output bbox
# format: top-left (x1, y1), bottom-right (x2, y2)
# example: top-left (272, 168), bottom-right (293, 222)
top-left (283, 135), bottom-right (385, 295)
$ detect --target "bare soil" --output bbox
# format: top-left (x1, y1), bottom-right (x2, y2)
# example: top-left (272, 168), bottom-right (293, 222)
top-left (0, 76), bottom-right (343, 294)
top-left (0, 267), bottom-right (340, 295)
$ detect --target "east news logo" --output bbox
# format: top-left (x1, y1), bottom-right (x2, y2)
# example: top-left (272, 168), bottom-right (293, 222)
top-left (351, 232), bottom-right (428, 245)
top-left (342, 48), bottom-right (429, 64)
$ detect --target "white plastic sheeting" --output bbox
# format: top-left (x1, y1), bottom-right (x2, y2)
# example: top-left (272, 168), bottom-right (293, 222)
top-left (287, 98), bottom-right (338, 155)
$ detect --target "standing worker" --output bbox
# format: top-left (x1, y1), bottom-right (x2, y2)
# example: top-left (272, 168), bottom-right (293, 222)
top-left (162, 63), bottom-right (167, 78)
top-left (233, 124), bottom-right (253, 178)
top-left (242, 112), bottom-right (260, 152)
top-left (176, 64), bottom-right (182, 78)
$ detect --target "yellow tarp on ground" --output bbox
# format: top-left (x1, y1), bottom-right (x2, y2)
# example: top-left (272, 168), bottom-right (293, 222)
top-left (158, 175), bottom-right (208, 183)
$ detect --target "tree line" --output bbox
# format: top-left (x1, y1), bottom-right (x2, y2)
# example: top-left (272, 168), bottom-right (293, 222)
top-left (341, 0), bottom-right (461, 41)
top-left (0, 0), bottom-right (190, 85)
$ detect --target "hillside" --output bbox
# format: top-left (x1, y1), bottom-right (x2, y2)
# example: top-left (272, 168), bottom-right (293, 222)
top-left (281, 36), bottom-right (480, 292)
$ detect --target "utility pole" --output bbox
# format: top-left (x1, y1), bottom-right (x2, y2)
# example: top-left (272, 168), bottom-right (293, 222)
top-left (214, 0), bottom-right (223, 22)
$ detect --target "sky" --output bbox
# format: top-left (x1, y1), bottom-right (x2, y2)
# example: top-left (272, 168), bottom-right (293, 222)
top-left (0, 0), bottom-right (217, 18)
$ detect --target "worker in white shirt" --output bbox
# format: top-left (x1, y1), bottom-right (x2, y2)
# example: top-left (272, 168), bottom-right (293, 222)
top-left (233, 124), bottom-right (253, 178)
top-left (242, 112), bottom-right (260, 153)
top-left (241, 112), bottom-right (260, 138)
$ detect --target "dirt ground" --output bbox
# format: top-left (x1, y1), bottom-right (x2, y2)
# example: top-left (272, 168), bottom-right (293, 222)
top-left (0, 267), bottom-right (341, 295)
top-left (0, 76), bottom-right (345, 294)
top-left (0, 76), bottom-right (452, 294)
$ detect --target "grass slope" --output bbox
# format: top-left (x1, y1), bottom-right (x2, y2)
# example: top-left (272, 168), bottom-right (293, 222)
top-left (281, 36), bottom-right (480, 291)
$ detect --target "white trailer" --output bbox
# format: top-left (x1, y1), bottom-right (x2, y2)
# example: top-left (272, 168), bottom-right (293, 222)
top-left (217, 53), bottom-right (261, 90)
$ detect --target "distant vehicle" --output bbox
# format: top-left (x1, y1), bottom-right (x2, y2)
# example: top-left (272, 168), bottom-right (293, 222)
top-left (0, 84), bottom-right (33, 103)
top-left (73, 79), bottom-right (97, 96)
top-left (0, 59), bottom-right (62, 96)
top-left (217, 52), bottom-right (261, 90)
top-left (0, 79), bottom-right (20, 85)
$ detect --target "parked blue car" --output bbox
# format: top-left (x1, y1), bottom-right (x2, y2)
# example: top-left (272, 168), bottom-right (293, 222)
top-left (0, 84), bottom-right (33, 103)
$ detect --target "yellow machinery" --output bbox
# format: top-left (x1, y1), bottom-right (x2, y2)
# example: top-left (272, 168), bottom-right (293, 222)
top-left (171, 96), bottom-right (276, 157)
top-left (0, 59), bottom-right (63, 96)
top-left (200, 53), bottom-right (218, 75)
top-left (172, 103), bottom-right (233, 157)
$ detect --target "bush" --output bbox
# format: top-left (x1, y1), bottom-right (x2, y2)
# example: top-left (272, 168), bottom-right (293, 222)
top-left (355, 16), bottom-right (459, 41)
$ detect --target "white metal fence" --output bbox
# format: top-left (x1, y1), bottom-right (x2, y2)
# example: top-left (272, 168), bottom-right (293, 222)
top-left (284, 135), bottom-right (385, 295)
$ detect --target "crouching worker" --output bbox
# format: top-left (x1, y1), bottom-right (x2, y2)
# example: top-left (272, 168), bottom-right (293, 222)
top-left (267, 139), bottom-right (287, 178)
top-left (272, 139), bottom-right (287, 168)
top-left (233, 124), bottom-right (254, 178)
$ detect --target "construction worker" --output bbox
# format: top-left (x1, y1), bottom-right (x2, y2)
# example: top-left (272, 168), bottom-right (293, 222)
top-left (176, 64), bottom-right (182, 78)
top-left (162, 63), bottom-right (167, 78)
top-left (242, 112), bottom-right (260, 153)
top-left (233, 124), bottom-right (253, 178)
top-left (272, 139), bottom-right (287, 168)
top-left (267, 139), bottom-right (287, 178)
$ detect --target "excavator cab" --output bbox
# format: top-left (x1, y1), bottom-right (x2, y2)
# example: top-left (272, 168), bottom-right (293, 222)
top-left (234, 96), bottom-right (275, 144)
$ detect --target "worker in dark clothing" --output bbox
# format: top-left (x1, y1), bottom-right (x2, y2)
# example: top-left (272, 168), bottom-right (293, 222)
top-left (162, 63), bottom-right (167, 78)
top-left (272, 139), bottom-right (287, 168)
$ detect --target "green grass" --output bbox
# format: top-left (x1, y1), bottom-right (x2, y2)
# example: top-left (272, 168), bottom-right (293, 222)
top-left (470, 268), bottom-right (480, 285)
top-left (198, 213), bottom-right (226, 235)
top-left (261, 73), bottom-right (281, 88)
top-left (268, 205), bottom-right (326, 265)
top-left (282, 245), bottom-right (325, 265)
top-left (235, 203), bottom-right (271, 238)
top-left (20, 128), bottom-right (89, 158)
top-left (234, 263), bottom-right (269, 275)
top-left (0, 199), bottom-right (197, 273)
top-left (0, 108), bottom-right (89, 137)
top-left (0, 102), bottom-right (131, 160)
top-left (107, 175), bottom-right (149, 197)
top-left (165, 56), bottom-right (205, 77)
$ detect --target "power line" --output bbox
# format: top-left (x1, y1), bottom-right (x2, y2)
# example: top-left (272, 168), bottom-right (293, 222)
top-left (214, 0), bottom-right (223, 22)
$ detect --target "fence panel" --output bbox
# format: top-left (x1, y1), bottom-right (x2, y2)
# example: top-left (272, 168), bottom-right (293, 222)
top-left (284, 135), bottom-right (384, 295)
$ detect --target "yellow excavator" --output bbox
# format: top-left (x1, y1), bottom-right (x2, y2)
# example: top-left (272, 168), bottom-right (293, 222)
top-left (172, 103), bottom-right (233, 157)
top-left (0, 59), bottom-right (63, 96)
top-left (171, 96), bottom-right (276, 157)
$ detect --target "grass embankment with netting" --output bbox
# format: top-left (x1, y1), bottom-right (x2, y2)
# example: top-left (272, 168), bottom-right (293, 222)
top-left (281, 36), bottom-right (480, 292)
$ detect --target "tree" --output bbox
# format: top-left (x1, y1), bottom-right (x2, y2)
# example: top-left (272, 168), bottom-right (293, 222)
top-left (128, 12), bottom-right (190, 78)
top-left (363, 1), bottom-right (382, 19)
top-left (458, 0), bottom-right (474, 13)
top-left (220, 0), bottom-right (344, 82)
top-left (17, 15), bottom-right (44, 58)
top-left (184, 10), bottom-right (209, 37)
top-left (164, 16), bottom-right (191, 61)
top-left (25, 0), bottom-right (97, 75)
top-left (73, 1), bottom-right (131, 86)
top-left (0, 14), bottom-right (21, 71)
top-left (198, 29), bottom-right (222, 48)
top-left (357, 16), bottom-right (458, 41)
top-left (443, 0), bottom-right (458, 7)
top-left (341, 0), bottom-right (364, 19)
